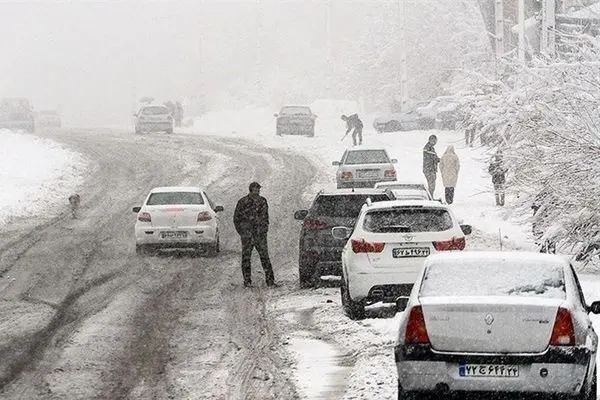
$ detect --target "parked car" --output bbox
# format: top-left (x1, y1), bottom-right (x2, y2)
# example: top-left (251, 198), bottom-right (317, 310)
top-left (134, 104), bottom-right (174, 134)
top-left (0, 97), bottom-right (35, 132)
top-left (333, 147), bottom-right (397, 189)
top-left (36, 110), bottom-right (62, 128)
top-left (274, 105), bottom-right (316, 137)
top-left (293, 188), bottom-right (394, 288)
top-left (331, 199), bottom-right (471, 320)
top-left (374, 181), bottom-right (433, 200)
top-left (416, 96), bottom-right (463, 130)
top-left (373, 110), bottom-right (434, 133)
top-left (395, 251), bottom-right (599, 400)
top-left (132, 186), bottom-right (224, 256)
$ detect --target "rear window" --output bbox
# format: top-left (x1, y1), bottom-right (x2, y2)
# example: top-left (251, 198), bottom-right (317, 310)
top-left (146, 192), bottom-right (204, 205)
top-left (344, 150), bottom-right (390, 165)
top-left (312, 194), bottom-right (390, 218)
top-left (141, 106), bottom-right (170, 115)
top-left (420, 260), bottom-right (566, 299)
top-left (363, 208), bottom-right (453, 233)
top-left (280, 106), bottom-right (311, 115)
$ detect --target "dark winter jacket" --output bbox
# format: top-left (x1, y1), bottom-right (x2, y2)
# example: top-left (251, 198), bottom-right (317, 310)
top-left (488, 157), bottom-right (507, 185)
top-left (422, 142), bottom-right (440, 174)
top-left (233, 194), bottom-right (269, 237)
top-left (345, 114), bottom-right (363, 133)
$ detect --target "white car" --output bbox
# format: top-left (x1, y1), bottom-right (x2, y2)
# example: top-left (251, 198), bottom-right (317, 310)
top-left (395, 251), bottom-right (599, 400)
top-left (333, 147), bottom-right (398, 189)
top-left (374, 180), bottom-right (432, 200)
top-left (331, 199), bottom-right (471, 320)
top-left (134, 104), bottom-right (174, 134)
top-left (132, 186), bottom-right (223, 256)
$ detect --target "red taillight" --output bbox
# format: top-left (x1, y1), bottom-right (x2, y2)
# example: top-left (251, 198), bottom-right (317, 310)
top-left (341, 171), bottom-right (353, 179)
top-left (433, 237), bottom-right (466, 251)
top-left (197, 211), bottom-right (212, 222)
top-left (138, 212), bottom-right (151, 222)
top-left (549, 307), bottom-right (575, 346)
top-left (351, 239), bottom-right (384, 253)
top-left (384, 169), bottom-right (396, 178)
top-left (302, 219), bottom-right (329, 230)
top-left (405, 306), bottom-right (430, 344)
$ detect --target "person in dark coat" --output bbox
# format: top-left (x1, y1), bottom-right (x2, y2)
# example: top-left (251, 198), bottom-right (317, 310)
top-left (488, 149), bottom-right (507, 206)
top-left (422, 134), bottom-right (440, 197)
top-left (341, 114), bottom-right (363, 146)
top-left (233, 182), bottom-right (276, 287)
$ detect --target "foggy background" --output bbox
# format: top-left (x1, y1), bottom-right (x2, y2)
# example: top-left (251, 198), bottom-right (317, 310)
top-left (0, 1), bottom-right (490, 127)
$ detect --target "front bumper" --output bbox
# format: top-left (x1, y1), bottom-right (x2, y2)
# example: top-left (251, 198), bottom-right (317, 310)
top-left (395, 344), bottom-right (592, 395)
top-left (136, 121), bottom-right (173, 132)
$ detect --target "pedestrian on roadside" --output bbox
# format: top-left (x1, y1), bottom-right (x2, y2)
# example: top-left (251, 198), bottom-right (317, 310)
top-left (233, 182), bottom-right (276, 287)
top-left (341, 114), bottom-right (363, 146)
top-left (439, 145), bottom-right (460, 204)
top-left (174, 101), bottom-right (183, 127)
top-left (488, 149), bottom-right (507, 206)
top-left (422, 134), bottom-right (440, 198)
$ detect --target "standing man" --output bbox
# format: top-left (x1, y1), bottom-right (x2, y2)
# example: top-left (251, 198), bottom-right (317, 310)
top-left (422, 134), bottom-right (440, 198)
top-left (233, 182), bottom-right (276, 287)
top-left (488, 149), bottom-right (508, 206)
top-left (341, 114), bottom-right (363, 146)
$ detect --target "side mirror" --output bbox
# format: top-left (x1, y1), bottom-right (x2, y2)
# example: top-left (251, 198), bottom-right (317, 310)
top-left (214, 205), bottom-right (224, 212)
top-left (460, 224), bottom-right (472, 235)
top-left (332, 161), bottom-right (340, 166)
top-left (589, 301), bottom-right (600, 314)
top-left (331, 226), bottom-right (351, 240)
top-left (294, 210), bottom-right (309, 220)
top-left (391, 159), bottom-right (398, 163)
top-left (132, 206), bottom-right (141, 213)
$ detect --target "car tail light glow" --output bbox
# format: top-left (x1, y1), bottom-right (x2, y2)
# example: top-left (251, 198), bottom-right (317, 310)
top-left (405, 306), bottom-right (430, 344)
top-left (341, 171), bottom-right (353, 179)
top-left (433, 237), bottom-right (466, 251)
top-left (197, 211), bottom-right (212, 222)
top-left (351, 239), bottom-right (384, 253)
top-left (138, 212), bottom-right (151, 222)
top-left (302, 219), bottom-right (329, 230)
top-left (384, 169), bottom-right (396, 178)
top-left (549, 307), bottom-right (575, 346)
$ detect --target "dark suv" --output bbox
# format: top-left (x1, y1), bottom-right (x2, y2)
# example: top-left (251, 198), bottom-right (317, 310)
top-left (294, 188), bottom-right (394, 288)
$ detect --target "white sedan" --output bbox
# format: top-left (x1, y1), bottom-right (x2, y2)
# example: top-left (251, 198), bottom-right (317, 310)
top-left (132, 186), bottom-right (224, 256)
top-left (395, 251), bottom-right (599, 400)
top-left (331, 199), bottom-right (471, 320)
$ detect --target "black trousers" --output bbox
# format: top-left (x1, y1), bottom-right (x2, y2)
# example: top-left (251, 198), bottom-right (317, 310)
top-left (445, 187), bottom-right (455, 204)
top-left (241, 234), bottom-right (274, 285)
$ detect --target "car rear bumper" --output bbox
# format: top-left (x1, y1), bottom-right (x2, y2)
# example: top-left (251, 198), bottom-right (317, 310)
top-left (300, 248), bottom-right (343, 276)
top-left (277, 124), bottom-right (314, 134)
top-left (347, 268), bottom-right (420, 302)
top-left (395, 345), bottom-right (593, 395)
top-left (135, 226), bottom-right (217, 247)
top-left (136, 122), bottom-right (173, 131)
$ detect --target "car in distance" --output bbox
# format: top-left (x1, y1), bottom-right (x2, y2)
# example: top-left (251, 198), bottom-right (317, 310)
top-left (333, 147), bottom-right (397, 189)
top-left (373, 110), bottom-right (434, 133)
top-left (332, 199), bottom-right (471, 319)
top-left (274, 105), bottom-right (316, 137)
top-left (293, 188), bottom-right (394, 288)
top-left (132, 186), bottom-right (224, 256)
top-left (134, 104), bottom-right (174, 134)
top-left (0, 97), bottom-right (35, 132)
top-left (374, 180), bottom-right (432, 201)
top-left (395, 251), bottom-right (599, 400)
top-left (36, 110), bottom-right (62, 128)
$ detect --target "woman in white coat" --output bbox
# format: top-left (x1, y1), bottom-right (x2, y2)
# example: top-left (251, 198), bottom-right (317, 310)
top-left (439, 145), bottom-right (460, 204)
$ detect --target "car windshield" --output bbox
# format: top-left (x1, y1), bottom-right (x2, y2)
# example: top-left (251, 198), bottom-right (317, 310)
top-left (344, 150), bottom-right (390, 165)
top-left (420, 259), bottom-right (566, 299)
top-left (146, 192), bottom-right (204, 205)
top-left (363, 208), bottom-right (453, 233)
top-left (141, 106), bottom-right (170, 116)
top-left (313, 194), bottom-right (389, 218)
top-left (280, 106), bottom-right (311, 115)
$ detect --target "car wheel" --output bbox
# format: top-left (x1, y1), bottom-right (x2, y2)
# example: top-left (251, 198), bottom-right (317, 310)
top-left (340, 278), bottom-right (365, 320)
top-left (299, 256), bottom-right (316, 288)
top-left (205, 238), bottom-right (220, 257)
top-left (135, 244), bottom-right (149, 256)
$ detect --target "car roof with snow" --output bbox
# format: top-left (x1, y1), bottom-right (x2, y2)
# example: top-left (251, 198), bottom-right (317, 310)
top-left (425, 250), bottom-right (570, 265)
top-left (149, 186), bottom-right (203, 193)
top-left (363, 199), bottom-right (448, 210)
top-left (318, 187), bottom-right (389, 196)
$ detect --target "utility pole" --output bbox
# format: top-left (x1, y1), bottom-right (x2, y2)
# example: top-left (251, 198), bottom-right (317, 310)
top-left (541, 0), bottom-right (556, 56)
top-left (398, 0), bottom-right (407, 111)
top-left (326, 0), bottom-right (333, 97)
top-left (518, 0), bottom-right (526, 62)
top-left (494, 0), bottom-right (505, 60)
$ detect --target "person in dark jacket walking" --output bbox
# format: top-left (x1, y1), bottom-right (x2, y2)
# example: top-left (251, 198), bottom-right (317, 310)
top-left (488, 149), bottom-right (507, 206)
top-left (422, 134), bottom-right (440, 197)
top-left (233, 182), bottom-right (276, 287)
top-left (341, 114), bottom-right (363, 146)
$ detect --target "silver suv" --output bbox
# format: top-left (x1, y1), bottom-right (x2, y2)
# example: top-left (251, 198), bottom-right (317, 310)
top-left (333, 147), bottom-right (397, 189)
top-left (134, 104), bottom-right (174, 134)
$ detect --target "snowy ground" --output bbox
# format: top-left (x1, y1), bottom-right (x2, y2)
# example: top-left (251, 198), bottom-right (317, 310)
top-left (1, 110), bottom-right (599, 399)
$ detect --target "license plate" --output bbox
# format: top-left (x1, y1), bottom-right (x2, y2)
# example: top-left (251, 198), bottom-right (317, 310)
top-left (358, 170), bottom-right (379, 178)
top-left (459, 364), bottom-right (519, 378)
top-left (161, 231), bottom-right (187, 239)
top-left (392, 247), bottom-right (430, 258)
